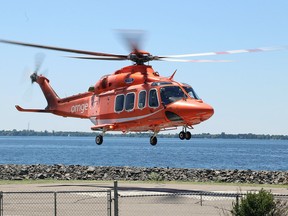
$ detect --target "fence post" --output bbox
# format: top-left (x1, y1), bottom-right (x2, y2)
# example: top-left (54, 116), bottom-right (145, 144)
top-left (0, 192), bottom-right (3, 216)
top-left (200, 194), bottom-right (203, 206)
top-left (114, 181), bottom-right (119, 216)
top-left (234, 193), bottom-right (240, 214)
top-left (107, 190), bottom-right (112, 216)
top-left (54, 192), bottom-right (57, 216)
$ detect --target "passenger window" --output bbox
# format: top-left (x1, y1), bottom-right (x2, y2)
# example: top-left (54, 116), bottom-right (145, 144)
top-left (115, 95), bottom-right (124, 112)
top-left (138, 91), bottom-right (146, 109)
top-left (125, 93), bottom-right (135, 111)
top-left (149, 89), bottom-right (159, 107)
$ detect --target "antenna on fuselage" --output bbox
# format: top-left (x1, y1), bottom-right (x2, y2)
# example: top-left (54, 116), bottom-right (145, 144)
top-left (169, 69), bottom-right (177, 80)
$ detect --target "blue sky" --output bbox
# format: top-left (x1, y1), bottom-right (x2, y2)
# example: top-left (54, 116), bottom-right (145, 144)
top-left (0, 1), bottom-right (287, 135)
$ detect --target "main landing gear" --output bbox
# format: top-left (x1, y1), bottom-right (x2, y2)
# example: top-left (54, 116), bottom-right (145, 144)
top-left (150, 136), bottom-right (157, 146)
top-left (95, 135), bottom-right (103, 145)
top-left (96, 133), bottom-right (159, 146)
top-left (95, 129), bottom-right (107, 145)
top-left (179, 126), bottom-right (192, 140)
top-left (150, 131), bottom-right (158, 146)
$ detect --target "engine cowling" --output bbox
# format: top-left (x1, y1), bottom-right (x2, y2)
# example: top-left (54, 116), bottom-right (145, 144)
top-left (91, 65), bottom-right (161, 94)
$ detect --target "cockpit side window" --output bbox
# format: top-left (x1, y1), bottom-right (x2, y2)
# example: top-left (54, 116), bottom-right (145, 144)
top-left (160, 86), bottom-right (185, 105)
top-left (183, 86), bottom-right (200, 100)
top-left (149, 89), bottom-right (159, 108)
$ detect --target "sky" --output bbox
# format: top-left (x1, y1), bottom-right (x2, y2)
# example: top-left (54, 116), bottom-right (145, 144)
top-left (0, 1), bottom-right (287, 135)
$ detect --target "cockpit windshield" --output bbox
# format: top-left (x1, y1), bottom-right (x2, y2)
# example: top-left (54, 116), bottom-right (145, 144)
top-left (160, 86), bottom-right (185, 105)
top-left (183, 86), bottom-right (200, 100)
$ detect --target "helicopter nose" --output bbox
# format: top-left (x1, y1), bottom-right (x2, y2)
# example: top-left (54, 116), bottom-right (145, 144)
top-left (165, 100), bottom-right (214, 123)
top-left (198, 102), bottom-right (214, 121)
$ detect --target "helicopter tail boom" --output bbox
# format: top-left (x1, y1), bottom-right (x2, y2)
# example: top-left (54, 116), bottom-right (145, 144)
top-left (16, 74), bottom-right (92, 119)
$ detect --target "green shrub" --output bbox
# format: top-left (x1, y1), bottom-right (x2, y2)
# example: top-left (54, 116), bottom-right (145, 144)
top-left (148, 172), bottom-right (163, 181)
top-left (231, 189), bottom-right (288, 216)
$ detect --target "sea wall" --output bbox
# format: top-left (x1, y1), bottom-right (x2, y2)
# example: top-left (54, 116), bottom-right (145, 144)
top-left (0, 164), bottom-right (288, 184)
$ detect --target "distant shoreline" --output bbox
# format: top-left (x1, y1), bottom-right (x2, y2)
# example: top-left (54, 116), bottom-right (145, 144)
top-left (1, 129), bottom-right (288, 140)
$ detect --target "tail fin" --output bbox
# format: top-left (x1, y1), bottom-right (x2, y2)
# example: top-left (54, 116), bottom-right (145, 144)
top-left (36, 75), bottom-right (59, 109)
top-left (16, 74), bottom-right (59, 113)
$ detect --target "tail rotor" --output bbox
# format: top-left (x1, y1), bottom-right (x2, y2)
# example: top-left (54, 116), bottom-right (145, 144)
top-left (19, 53), bottom-right (46, 101)
top-left (30, 53), bottom-right (45, 84)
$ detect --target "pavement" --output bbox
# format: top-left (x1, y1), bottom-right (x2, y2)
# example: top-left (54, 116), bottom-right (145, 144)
top-left (1, 181), bottom-right (288, 195)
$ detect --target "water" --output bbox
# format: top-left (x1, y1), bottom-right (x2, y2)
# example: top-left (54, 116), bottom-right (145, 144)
top-left (0, 136), bottom-right (288, 171)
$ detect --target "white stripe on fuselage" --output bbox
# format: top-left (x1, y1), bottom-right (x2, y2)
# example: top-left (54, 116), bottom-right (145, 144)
top-left (90, 108), bottom-right (164, 125)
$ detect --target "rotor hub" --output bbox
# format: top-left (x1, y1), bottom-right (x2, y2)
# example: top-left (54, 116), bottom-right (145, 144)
top-left (30, 72), bottom-right (38, 84)
top-left (128, 50), bottom-right (154, 64)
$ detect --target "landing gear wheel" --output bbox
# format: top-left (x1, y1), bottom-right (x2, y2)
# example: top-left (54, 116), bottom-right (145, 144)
top-left (150, 136), bottom-right (157, 146)
top-left (179, 131), bottom-right (185, 140)
top-left (95, 135), bottom-right (103, 145)
top-left (185, 131), bottom-right (192, 140)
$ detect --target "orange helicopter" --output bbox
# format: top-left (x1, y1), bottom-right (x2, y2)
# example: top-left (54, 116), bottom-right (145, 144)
top-left (0, 36), bottom-right (285, 145)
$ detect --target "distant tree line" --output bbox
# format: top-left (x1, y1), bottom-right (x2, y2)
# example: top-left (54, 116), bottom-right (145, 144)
top-left (192, 132), bottom-right (288, 140)
top-left (0, 130), bottom-right (287, 140)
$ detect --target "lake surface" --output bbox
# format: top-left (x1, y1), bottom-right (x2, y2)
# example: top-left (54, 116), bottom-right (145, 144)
top-left (0, 136), bottom-right (287, 171)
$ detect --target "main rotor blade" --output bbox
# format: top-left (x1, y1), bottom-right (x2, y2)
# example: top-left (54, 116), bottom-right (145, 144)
top-left (160, 46), bottom-right (288, 58)
top-left (0, 39), bottom-right (127, 58)
top-left (67, 56), bottom-right (127, 60)
top-left (68, 55), bottom-right (232, 62)
top-left (159, 58), bottom-right (233, 63)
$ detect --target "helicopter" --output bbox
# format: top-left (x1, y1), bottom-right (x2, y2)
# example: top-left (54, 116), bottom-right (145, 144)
top-left (0, 36), bottom-right (286, 145)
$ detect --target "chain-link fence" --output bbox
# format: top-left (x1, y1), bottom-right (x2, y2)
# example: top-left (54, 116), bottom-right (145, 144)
top-left (0, 190), bottom-right (112, 216)
top-left (118, 192), bottom-right (288, 216)
top-left (119, 192), bottom-right (237, 216)
top-left (1, 184), bottom-right (288, 216)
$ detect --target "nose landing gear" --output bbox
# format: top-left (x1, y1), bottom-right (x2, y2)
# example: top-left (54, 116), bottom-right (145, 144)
top-left (179, 126), bottom-right (192, 140)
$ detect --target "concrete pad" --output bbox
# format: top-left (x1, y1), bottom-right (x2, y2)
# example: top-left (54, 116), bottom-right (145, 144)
top-left (0, 181), bottom-right (288, 195)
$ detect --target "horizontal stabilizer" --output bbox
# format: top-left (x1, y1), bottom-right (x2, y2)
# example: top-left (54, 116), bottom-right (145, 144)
top-left (15, 105), bottom-right (51, 113)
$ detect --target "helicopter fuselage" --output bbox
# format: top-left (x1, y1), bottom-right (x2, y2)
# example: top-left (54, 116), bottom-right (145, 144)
top-left (15, 64), bottom-right (213, 145)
